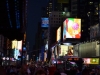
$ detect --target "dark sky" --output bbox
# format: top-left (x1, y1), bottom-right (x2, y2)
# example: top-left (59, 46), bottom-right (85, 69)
top-left (27, 0), bottom-right (48, 51)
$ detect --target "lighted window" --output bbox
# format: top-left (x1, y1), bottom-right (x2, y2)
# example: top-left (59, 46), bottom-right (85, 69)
top-left (89, 2), bottom-right (93, 4)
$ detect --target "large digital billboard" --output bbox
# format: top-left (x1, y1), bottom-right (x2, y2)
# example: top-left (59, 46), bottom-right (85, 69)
top-left (63, 18), bottom-right (81, 41)
top-left (17, 41), bottom-right (22, 50)
top-left (59, 45), bottom-right (68, 56)
top-left (56, 26), bottom-right (61, 42)
top-left (12, 40), bottom-right (17, 49)
top-left (41, 18), bottom-right (49, 27)
top-left (12, 40), bottom-right (22, 60)
top-left (83, 58), bottom-right (99, 64)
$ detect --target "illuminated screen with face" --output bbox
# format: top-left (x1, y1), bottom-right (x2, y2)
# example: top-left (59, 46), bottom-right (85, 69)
top-left (63, 18), bottom-right (81, 40)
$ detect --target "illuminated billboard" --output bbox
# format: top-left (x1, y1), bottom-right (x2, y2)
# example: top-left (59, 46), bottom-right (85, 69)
top-left (45, 40), bottom-right (48, 51)
top-left (56, 26), bottom-right (61, 42)
top-left (14, 49), bottom-right (21, 59)
top-left (17, 41), bottom-right (22, 50)
top-left (12, 40), bottom-right (22, 50)
top-left (41, 18), bottom-right (49, 27)
top-left (59, 45), bottom-right (68, 56)
top-left (12, 40), bottom-right (17, 49)
top-left (63, 18), bottom-right (81, 40)
top-left (83, 58), bottom-right (99, 64)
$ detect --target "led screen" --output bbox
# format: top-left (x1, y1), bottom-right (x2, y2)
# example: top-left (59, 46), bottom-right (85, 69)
top-left (14, 49), bottom-right (21, 60)
top-left (17, 41), bottom-right (22, 50)
top-left (56, 26), bottom-right (61, 42)
top-left (83, 58), bottom-right (99, 64)
top-left (59, 45), bottom-right (68, 56)
top-left (41, 18), bottom-right (49, 27)
top-left (12, 40), bottom-right (17, 49)
top-left (45, 41), bottom-right (48, 51)
top-left (63, 18), bottom-right (81, 40)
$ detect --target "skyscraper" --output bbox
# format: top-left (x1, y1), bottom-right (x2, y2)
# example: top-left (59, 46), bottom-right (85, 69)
top-left (71, 0), bottom-right (99, 41)
top-left (0, 0), bottom-right (28, 40)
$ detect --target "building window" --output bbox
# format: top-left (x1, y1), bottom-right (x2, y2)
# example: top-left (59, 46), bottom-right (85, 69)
top-left (89, 2), bottom-right (93, 4)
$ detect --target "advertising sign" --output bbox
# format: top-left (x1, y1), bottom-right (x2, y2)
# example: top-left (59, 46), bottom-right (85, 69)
top-left (63, 18), bottom-right (81, 41)
top-left (90, 24), bottom-right (100, 39)
top-left (56, 26), bottom-right (61, 42)
top-left (41, 18), bottom-right (49, 27)
top-left (17, 41), bottom-right (22, 50)
top-left (12, 40), bottom-right (17, 49)
top-left (59, 45), bottom-right (68, 56)
top-left (83, 58), bottom-right (99, 64)
top-left (45, 41), bottom-right (48, 51)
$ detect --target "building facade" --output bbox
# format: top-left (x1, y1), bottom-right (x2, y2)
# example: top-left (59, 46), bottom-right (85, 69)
top-left (71, 0), bottom-right (99, 41)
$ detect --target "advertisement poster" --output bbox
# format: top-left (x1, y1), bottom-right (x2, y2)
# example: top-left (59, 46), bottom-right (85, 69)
top-left (41, 18), bottom-right (49, 27)
top-left (59, 45), bottom-right (68, 56)
top-left (56, 26), bottom-right (61, 42)
top-left (63, 18), bottom-right (81, 40)
top-left (83, 58), bottom-right (99, 64)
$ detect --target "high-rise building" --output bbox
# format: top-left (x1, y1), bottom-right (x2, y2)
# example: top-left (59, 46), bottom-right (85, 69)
top-left (71, 0), bottom-right (99, 41)
top-left (47, 11), bottom-right (71, 60)
top-left (46, 0), bottom-right (58, 17)
top-left (57, 0), bottom-right (70, 12)
top-left (0, 0), bottom-right (28, 40)
top-left (46, 0), bottom-right (70, 17)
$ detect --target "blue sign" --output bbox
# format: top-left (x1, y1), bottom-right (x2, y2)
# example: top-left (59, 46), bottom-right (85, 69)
top-left (41, 18), bottom-right (49, 27)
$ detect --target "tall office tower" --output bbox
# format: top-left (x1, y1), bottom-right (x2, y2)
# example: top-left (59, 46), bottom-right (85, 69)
top-left (57, 0), bottom-right (70, 12)
top-left (46, 0), bottom-right (70, 17)
top-left (0, 0), bottom-right (28, 40)
top-left (71, 0), bottom-right (99, 41)
top-left (48, 11), bottom-right (70, 60)
top-left (46, 0), bottom-right (57, 17)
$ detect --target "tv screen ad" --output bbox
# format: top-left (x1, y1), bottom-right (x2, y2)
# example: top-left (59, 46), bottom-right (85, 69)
top-left (63, 18), bottom-right (81, 41)
top-left (83, 58), bottom-right (99, 64)
top-left (12, 40), bottom-right (22, 60)
top-left (41, 18), bottom-right (49, 27)
top-left (59, 45), bottom-right (68, 56)
top-left (56, 26), bottom-right (61, 42)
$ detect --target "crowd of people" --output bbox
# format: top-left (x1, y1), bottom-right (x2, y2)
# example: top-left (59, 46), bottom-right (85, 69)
top-left (0, 63), bottom-right (100, 75)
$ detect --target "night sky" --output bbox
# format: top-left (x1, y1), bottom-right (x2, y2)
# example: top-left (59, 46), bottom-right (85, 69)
top-left (27, 0), bottom-right (48, 51)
